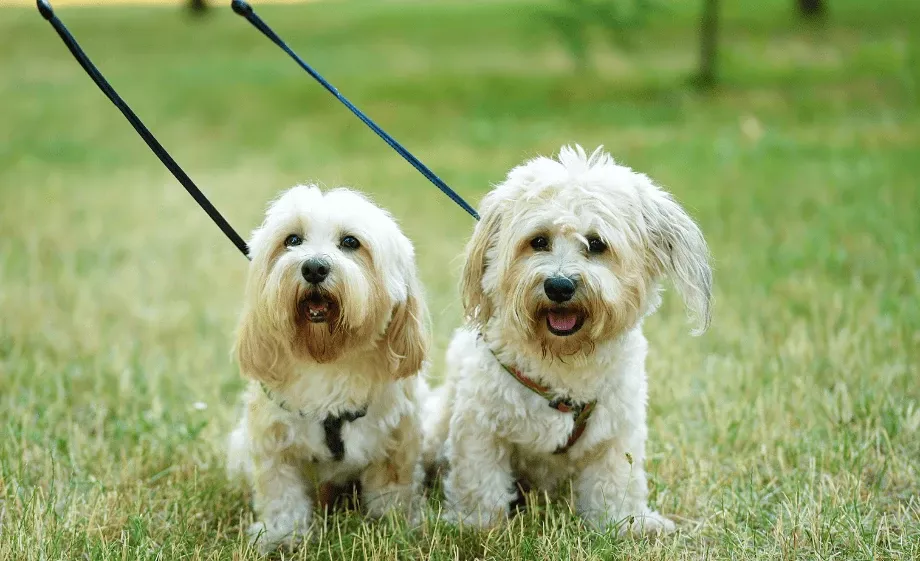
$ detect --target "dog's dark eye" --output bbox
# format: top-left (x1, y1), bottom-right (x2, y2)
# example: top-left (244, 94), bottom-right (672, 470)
top-left (587, 236), bottom-right (607, 254)
top-left (284, 234), bottom-right (303, 248)
top-left (340, 235), bottom-right (361, 250)
top-left (530, 236), bottom-right (550, 251)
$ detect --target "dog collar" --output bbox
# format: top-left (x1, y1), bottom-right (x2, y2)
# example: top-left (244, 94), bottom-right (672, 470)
top-left (259, 382), bottom-right (368, 461)
top-left (484, 343), bottom-right (596, 454)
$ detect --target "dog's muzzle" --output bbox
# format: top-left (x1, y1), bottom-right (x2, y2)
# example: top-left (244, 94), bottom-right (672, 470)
top-left (542, 276), bottom-right (584, 335)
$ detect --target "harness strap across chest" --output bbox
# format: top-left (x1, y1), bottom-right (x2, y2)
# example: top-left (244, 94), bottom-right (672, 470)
top-left (260, 382), bottom-right (367, 461)
top-left (487, 348), bottom-right (597, 454)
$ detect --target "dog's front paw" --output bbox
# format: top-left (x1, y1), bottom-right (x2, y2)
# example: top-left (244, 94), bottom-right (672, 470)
top-left (402, 493), bottom-right (428, 527)
top-left (439, 504), bottom-right (507, 530)
top-left (620, 511), bottom-right (675, 536)
top-left (248, 508), bottom-right (314, 554)
top-left (364, 485), bottom-right (411, 519)
top-left (584, 510), bottom-right (675, 537)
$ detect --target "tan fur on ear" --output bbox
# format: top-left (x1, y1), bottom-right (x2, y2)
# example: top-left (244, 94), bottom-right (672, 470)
top-left (460, 194), bottom-right (502, 326)
top-left (234, 304), bottom-right (291, 385)
top-left (232, 236), bottom-right (295, 384)
top-left (383, 275), bottom-right (430, 379)
top-left (643, 189), bottom-right (713, 335)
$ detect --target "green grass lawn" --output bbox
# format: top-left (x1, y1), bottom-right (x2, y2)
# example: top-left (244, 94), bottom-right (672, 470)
top-left (1, 0), bottom-right (918, 558)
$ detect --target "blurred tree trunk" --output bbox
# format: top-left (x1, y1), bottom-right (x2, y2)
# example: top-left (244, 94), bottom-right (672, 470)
top-left (188, 0), bottom-right (208, 13)
top-left (797, 0), bottom-right (825, 18)
top-left (696, 0), bottom-right (719, 88)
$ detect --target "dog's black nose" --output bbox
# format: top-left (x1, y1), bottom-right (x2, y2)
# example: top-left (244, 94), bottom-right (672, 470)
top-left (302, 257), bottom-right (331, 284)
top-left (544, 276), bottom-right (576, 303)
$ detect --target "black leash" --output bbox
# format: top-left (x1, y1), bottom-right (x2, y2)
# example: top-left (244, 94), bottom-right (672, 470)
top-left (37, 0), bottom-right (251, 258)
top-left (230, 0), bottom-right (480, 221)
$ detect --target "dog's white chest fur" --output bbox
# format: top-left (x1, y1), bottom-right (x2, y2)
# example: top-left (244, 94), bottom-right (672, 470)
top-left (281, 359), bottom-right (381, 418)
top-left (444, 328), bottom-right (648, 460)
top-left (240, 367), bottom-right (414, 481)
top-left (451, 341), bottom-right (578, 455)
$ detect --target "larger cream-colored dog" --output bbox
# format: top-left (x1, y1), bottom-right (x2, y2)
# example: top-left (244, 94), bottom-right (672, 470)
top-left (227, 185), bottom-right (429, 552)
top-left (423, 146), bottom-right (712, 534)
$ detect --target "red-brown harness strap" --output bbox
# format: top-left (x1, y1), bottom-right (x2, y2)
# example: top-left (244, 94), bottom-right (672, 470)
top-left (487, 347), bottom-right (597, 454)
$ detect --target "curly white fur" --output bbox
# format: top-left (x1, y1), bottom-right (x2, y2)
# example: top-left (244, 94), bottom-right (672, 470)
top-left (227, 185), bottom-right (429, 553)
top-left (423, 145), bottom-right (712, 535)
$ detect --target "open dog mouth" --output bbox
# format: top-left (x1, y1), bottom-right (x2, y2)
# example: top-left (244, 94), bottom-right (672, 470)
top-left (545, 308), bottom-right (586, 336)
top-left (300, 293), bottom-right (336, 324)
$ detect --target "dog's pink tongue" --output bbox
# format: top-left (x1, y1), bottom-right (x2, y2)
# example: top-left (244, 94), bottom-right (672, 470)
top-left (547, 310), bottom-right (578, 332)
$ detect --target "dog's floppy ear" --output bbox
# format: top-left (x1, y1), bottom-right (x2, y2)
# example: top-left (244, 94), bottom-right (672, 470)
top-left (234, 303), bottom-right (291, 384)
top-left (233, 241), bottom-right (292, 384)
top-left (460, 192), bottom-right (502, 326)
top-left (643, 186), bottom-right (713, 335)
top-left (383, 263), bottom-right (430, 379)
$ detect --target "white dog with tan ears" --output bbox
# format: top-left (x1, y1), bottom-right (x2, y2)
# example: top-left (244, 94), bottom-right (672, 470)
top-left (226, 185), bottom-right (429, 553)
top-left (422, 145), bottom-right (712, 535)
